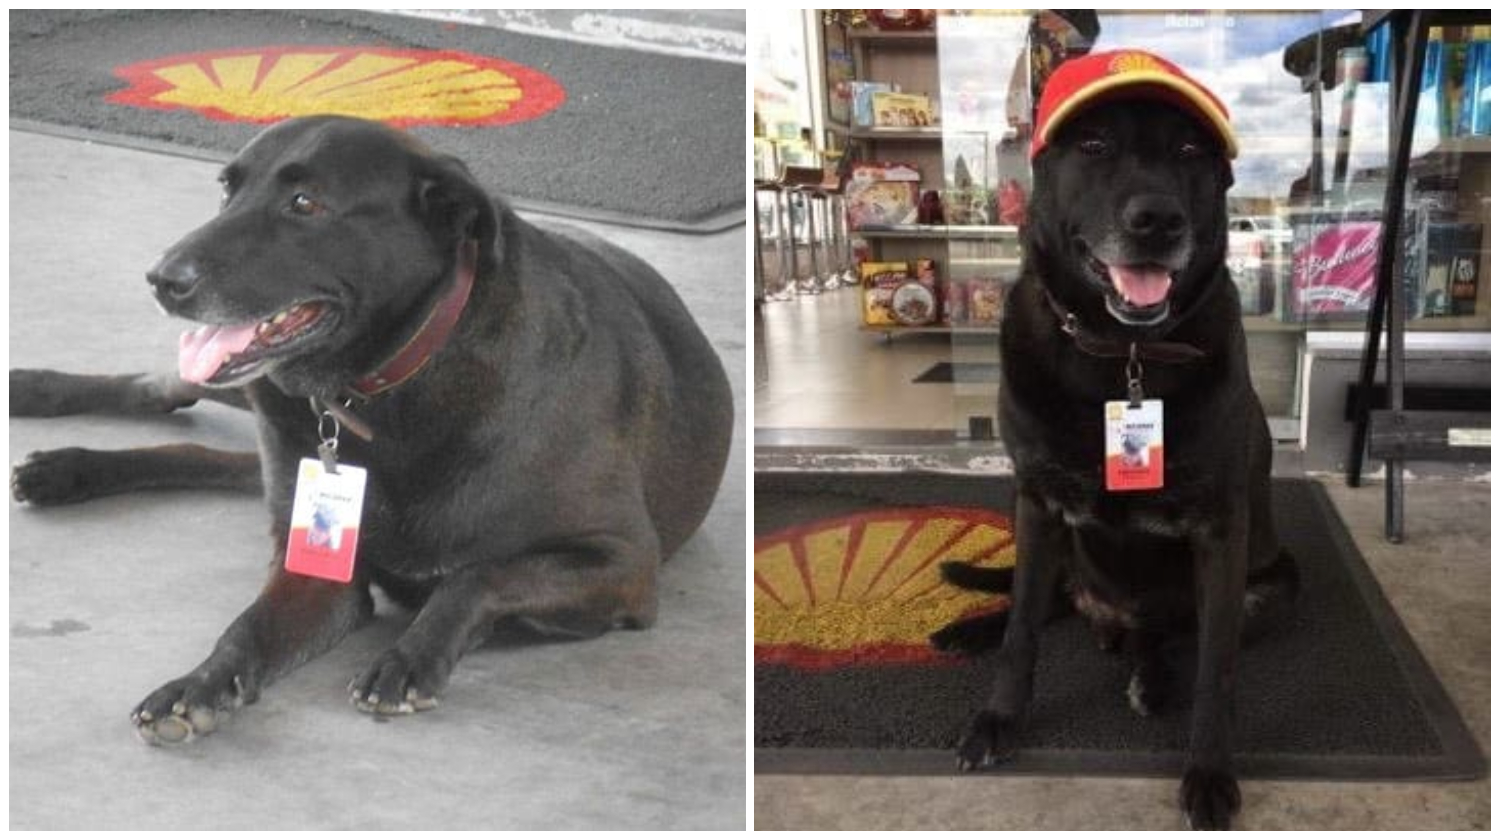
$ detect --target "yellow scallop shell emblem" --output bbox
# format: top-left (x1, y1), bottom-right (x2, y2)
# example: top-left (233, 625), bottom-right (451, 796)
top-left (108, 46), bottom-right (566, 127)
top-left (1109, 51), bottom-right (1167, 76)
top-left (755, 507), bottom-right (1015, 668)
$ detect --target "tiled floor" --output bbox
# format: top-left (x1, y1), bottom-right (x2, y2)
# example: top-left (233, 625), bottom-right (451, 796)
top-left (755, 287), bottom-right (1000, 435)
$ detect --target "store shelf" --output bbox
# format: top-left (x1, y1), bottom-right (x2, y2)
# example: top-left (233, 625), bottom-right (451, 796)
top-left (848, 29), bottom-right (937, 45)
top-left (1430, 135), bottom-right (1491, 156)
top-left (848, 126), bottom-right (945, 142)
top-left (860, 323), bottom-right (1000, 336)
top-left (854, 224), bottom-right (1020, 240)
top-left (950, 256), bottom-right (1022, 268)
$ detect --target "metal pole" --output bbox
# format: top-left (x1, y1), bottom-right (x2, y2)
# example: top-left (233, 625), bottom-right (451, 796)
top-left (1379, 12), bottom-right (1428, 541)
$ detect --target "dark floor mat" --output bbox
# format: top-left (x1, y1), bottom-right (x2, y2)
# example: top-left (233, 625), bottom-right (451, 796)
top-left (754, 472), bottom-right (1485, 780)
top-left (912, 362), bottom-right (1000, 384)
top-left (9, 9), bottom-right (743, 231)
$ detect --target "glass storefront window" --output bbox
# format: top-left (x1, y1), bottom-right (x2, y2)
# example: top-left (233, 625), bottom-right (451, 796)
top-left (755, 9), bottom-right (1490, 455)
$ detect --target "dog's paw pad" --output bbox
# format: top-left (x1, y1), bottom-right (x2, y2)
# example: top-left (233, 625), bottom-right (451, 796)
top-left (1179, 766), bottom-right (1240, 830)
top-left (349, 650), bottom-right (443, 716)
top-left (131, 675), bottom-right (245, 747)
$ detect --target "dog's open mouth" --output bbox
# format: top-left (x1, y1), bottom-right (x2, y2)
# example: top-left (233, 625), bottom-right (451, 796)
top-left (178, 301), bottom-right (338, 386)
top-left (1087, 257), bottom-right (1174, 327)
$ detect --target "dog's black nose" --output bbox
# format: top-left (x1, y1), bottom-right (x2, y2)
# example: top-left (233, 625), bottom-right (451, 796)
top-left (1122, 195), bottom-right (1187, 239)
top-left (146, 252), bottom-right (203, 302)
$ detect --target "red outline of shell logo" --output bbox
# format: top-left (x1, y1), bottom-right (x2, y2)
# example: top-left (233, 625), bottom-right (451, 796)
top-left (755, 507), bottom-right (1015, 670)
top-left (106, 46), bottom-right (566, 128)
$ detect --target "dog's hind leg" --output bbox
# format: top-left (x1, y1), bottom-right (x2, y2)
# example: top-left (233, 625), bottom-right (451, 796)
top-left (1123, 624), bottom-right (1172, 716)
top-left (10, 369), bottom-right (250, 416)
top-left (11, 444), bottom-right (262, 506)
top-left (348, 535), bottom-right (660, 716)
top-left (1241, 548), bottom-right (1298, 646)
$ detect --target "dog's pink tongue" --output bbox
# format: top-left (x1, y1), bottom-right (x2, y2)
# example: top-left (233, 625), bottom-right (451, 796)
top-left (178, 323), bottom-right (259, 384)
top-left (1107, 264), bottom-right (1172, 307)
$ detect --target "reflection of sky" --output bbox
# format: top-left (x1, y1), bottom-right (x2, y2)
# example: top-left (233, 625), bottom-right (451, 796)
top-left (1092, 10), bottom-right (1375, 202)
top-left (930, 10), bottom-right (1387, 202)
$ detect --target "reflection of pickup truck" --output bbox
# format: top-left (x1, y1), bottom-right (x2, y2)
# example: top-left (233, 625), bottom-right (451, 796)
top-left (1227, 216), bottom-right (1290, 316)
top-left (1229, 215), bottom-right (1293, 245)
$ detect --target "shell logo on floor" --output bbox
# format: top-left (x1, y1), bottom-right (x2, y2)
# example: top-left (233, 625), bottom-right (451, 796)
top-left (755, 507), bottom-right (1015, 670)
top-left (106, 46), bottom-right (566, 127)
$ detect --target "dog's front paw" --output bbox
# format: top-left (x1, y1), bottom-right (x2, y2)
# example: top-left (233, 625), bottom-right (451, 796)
top-left (349, 649), bottom-right (445, 715)
top-left (131, 670), bottom-right (254, 746)
top-left (12, 448), bottom-right (96, 506)
top-left (1179, 766), bottom-right (1240, 830)
top-left (955, 710), bottom-right (1021, 771)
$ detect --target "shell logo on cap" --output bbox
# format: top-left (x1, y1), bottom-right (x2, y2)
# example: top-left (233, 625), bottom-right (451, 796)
top-left (107, 46), bottom-right (567, 128)
top-left (1108, 51), bottom-right (1168, 76)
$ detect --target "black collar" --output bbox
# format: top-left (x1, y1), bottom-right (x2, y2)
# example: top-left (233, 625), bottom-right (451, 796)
top-left (1041, 289), bottom-right (1208, 364)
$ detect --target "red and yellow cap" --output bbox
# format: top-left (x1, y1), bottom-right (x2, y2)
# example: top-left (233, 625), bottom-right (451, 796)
top-left (1030, 49), bottom-right (1237, 160)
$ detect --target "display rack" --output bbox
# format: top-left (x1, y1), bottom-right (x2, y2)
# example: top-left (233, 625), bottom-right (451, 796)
top-left (832, 19), bottom-right (1020, 339)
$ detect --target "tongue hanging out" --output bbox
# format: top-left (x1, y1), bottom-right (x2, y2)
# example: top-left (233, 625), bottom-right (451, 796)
top-left (176, 302), bottom-right (329, 385)
top-left (1106, 263), bottom-right (1173, 308)
top-left (179, 323), bottom-right (259, 384)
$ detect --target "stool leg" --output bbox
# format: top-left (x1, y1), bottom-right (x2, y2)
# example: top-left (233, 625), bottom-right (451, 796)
top-left (769, 190), bottom-right (794, 301)
top-left (818, 196), bottom-right (840, 290)
top-left (833, 195), bottom-right (857, 286)
top-left (803, 195), bottom-right (826, 295)
top-left (788, 193), bottom-right (806, 293)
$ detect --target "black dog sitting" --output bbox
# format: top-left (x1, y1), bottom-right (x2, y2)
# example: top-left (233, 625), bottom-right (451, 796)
top-left (931, 52), bottom-right (1297, 830)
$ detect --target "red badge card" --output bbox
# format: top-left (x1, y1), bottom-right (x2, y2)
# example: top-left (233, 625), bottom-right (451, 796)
top-left (284, 458), bottom-right (367, 583)
top-left (1104, 400), bottom-right (1165, 492)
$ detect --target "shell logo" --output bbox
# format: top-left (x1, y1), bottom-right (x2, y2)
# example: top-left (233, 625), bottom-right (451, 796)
top-left (106, 46), bottom-right (566, 128)
top-left (755, 507), bottom-right (1014, 670)
top-left (1109, 51), bottom-right (1167, 76)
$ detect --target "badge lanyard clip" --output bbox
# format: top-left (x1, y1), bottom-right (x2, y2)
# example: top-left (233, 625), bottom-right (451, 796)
top-left (1126, 343), bottom-right (1145, 408)
top-left (313, 398), bottom-right (341, 474)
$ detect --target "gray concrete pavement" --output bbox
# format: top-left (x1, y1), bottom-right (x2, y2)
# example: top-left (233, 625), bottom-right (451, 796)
top-left (8, 130), bottom-right (746, 830)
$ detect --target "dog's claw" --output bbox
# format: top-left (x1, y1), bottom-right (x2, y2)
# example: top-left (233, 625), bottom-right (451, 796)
top-left (955, 710), bottom-right (1019, 771)
top-left (349, 649), bottom-right (444, 717)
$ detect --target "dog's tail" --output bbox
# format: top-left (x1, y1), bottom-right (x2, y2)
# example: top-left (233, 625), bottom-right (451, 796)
top-left (938, 560), bottom-right (1014, 593)
top-left (928, 561), bottom-right (1014, 656)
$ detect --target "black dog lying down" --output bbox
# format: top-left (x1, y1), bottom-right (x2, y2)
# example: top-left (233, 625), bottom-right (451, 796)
top-left (11, 115), bottom-right (734, 744)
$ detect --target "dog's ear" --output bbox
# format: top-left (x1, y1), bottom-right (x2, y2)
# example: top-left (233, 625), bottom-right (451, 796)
top-left (1219, 156), bottom-right (1236, 191)
top-left (415, 154), bottom-right (499, 261)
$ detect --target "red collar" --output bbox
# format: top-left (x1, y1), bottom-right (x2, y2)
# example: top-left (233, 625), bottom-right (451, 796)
top-left (350, 239), bottom-right (478, 399)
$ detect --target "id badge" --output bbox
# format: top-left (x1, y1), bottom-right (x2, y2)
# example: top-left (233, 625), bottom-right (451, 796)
top-left (284, 458), bottom-right (367, 582)
top-left (1104, 400), bottom-right (1165, 492)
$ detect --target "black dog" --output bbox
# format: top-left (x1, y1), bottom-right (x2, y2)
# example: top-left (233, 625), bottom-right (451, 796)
top-left (933, 78), bottom-right (1296, 827)
top-left (11, 115), bottom-right (734, 744)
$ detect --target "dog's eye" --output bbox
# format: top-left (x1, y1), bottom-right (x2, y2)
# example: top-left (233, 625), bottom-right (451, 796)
top-left (1176, 141), bottom-right (1206, 159)
top-left (1079, 138), bottom-right (1111, 157)
top-left (289, 193), bottom-right (325, 216)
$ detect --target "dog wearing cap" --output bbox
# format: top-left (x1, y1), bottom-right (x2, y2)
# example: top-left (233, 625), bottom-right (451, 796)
top-left (933, 50), bottom-right (1296, 829)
